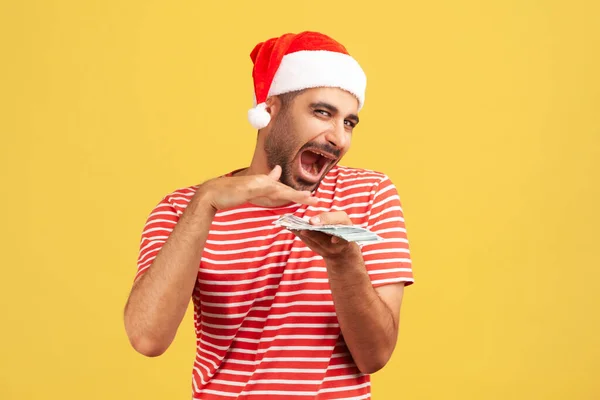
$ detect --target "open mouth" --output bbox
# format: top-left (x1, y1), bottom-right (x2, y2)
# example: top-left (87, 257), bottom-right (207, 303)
top-left (298, 149), bottom-right (336, 182)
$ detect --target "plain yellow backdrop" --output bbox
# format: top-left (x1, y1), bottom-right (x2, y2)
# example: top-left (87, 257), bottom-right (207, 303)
top-left (1, 0), bottom-right (599, 399)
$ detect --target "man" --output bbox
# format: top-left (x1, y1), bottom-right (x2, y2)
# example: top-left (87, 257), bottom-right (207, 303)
top-left (124, 31), bottom-right (414, 399)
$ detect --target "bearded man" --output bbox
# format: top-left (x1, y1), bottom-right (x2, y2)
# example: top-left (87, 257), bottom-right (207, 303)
top-left (124, 31), bottom-right (415, 400)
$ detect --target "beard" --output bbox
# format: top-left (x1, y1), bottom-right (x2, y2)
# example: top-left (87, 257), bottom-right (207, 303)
top-left (264, 108), bottom-right (341, 192)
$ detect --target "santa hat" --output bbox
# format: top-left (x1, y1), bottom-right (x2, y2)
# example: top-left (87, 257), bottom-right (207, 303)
top-left (247, 31), bottom-right (367, 129)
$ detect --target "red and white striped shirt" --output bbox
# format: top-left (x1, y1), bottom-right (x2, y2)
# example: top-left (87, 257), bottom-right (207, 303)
top-left (135, 165), bottom-right (414, 399)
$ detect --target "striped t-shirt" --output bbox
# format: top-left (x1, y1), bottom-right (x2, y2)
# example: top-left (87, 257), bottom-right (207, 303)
top-left (135, 165), bottom-right (414, 399)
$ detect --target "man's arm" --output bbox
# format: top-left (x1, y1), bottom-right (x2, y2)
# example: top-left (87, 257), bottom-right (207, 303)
top-left (124, 190), bottom-right (216, 357)
top-left (123, 166), bottom-right (319, 357)
top-left (325, 245), bottom-right (404, 374)
top-left (292, 212), bottom-right (408, 374)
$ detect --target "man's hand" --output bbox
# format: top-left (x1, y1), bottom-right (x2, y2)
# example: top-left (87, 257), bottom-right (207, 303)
top-left (291, 211), bottom-right (358, 261)
top-left (198, 165), bottom-right (319, 210)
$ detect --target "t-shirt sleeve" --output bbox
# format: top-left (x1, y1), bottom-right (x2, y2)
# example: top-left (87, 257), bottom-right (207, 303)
top-left (134, 196), bottom-right (180, 282)
top-left (361, 175), bottom-right (414, 288)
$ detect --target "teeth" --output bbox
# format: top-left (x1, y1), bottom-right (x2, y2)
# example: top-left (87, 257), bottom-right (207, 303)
top-left (313, 150), bottom-right (329, 159)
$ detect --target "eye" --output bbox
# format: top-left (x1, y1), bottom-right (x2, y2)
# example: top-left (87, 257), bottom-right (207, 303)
top-left (344, 120), bottom-right (356, 128)
top-left (315, 109), bottom-right (330, 117)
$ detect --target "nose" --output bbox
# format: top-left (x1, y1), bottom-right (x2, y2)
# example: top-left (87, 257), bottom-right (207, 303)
top-left (324, 120), bottom-right (348, 150)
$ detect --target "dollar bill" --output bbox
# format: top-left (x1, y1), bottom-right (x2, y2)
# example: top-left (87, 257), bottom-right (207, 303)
top-left (273, 214), bottom-right (383, 244)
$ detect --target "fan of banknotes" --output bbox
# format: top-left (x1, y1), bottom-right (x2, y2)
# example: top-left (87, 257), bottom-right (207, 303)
top-left (273, 214), bottom-right (384, 244)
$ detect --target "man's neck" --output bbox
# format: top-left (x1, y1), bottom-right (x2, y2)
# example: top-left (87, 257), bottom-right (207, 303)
top-left (235, 149), bottom-right (270, 177)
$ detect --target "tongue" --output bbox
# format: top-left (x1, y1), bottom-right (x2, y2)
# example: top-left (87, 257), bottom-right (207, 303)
top-left (301, 151), bottom-right (320, 173)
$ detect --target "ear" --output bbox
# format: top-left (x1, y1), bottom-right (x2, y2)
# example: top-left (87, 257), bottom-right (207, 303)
top-left (265, 95), bottom-right (282, 119)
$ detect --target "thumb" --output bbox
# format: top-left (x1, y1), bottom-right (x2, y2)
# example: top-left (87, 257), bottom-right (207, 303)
top-left (267, 165), bottom-right (282, 181)
top-left (310, 211), bottom-right (351, 226)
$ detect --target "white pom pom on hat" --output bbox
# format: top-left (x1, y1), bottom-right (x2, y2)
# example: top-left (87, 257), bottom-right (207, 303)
top-left (247, 31), bottom-right (367, 130)
top-left (247, 102), bottom-right (271, 130)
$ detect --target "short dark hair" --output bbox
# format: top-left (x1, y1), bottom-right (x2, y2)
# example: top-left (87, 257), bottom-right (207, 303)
top-left (277, 89), bottom-right (305, 111)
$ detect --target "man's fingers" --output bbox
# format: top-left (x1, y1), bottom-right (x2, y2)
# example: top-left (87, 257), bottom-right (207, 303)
top-left (267, 165), bottom-right (282, 181)
top-left (310, 211), bottom-right (351, 226)
top-left (279, 186), bottom-right (319, 206)
top-left (266, 179), bottom-right (319, 205)
top-left (300, 194), bottom-right (320, 206)
top-left (248, 176), bottom-right (319, 206)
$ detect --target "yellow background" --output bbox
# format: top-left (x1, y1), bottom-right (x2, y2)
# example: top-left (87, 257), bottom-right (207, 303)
top-left (1, 0), bottom-right (599, 399)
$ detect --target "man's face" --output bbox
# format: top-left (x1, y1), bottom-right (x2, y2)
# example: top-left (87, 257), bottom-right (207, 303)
top-left (264, 87), bottom-right (360, 192)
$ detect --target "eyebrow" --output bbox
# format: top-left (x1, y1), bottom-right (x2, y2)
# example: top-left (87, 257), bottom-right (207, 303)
top-left (310, 101), bottom-right (360, 125)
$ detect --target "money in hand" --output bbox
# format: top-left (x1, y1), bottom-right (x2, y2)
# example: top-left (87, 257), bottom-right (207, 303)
top-left (273, 214), bottom-right (383, 244)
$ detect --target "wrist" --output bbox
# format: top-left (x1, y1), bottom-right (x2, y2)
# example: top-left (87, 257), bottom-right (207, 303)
top-left (187, 185), bottom-right (218, 219)
top-left (324, 243), bottom-right (363, 270)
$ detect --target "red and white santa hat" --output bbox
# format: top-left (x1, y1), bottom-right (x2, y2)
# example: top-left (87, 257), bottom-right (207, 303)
top-left (247, 31), bottom-right (367, 129)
